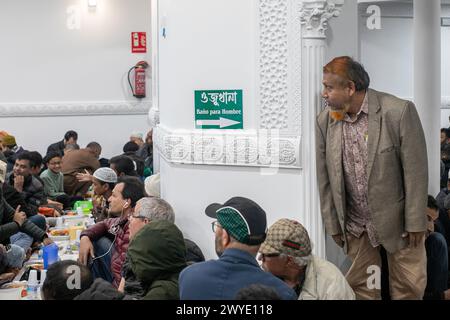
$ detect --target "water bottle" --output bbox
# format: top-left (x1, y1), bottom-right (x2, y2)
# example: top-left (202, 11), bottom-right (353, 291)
top-left (26, 270), bottom-right (39, 300)
top-left (43, 243), bottom-right (59, 269)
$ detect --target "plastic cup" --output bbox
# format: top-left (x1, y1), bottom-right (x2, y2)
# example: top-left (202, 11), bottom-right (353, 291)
top-left (28, 270), bottom-right (38, 286)
top-left (76, 229), bottom-right (82, 242)
top-left (56, 217), bottom-right (63, 228)
top-left (43, 243), bottom-right (59, 269)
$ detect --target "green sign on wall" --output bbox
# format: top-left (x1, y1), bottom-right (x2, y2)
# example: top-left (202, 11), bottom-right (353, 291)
top-left (195, 90), bottom-right (243, 129)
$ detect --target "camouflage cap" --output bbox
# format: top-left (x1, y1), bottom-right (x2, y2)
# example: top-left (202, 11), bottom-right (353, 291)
top-left (259, 219), bottom-right (312, 257)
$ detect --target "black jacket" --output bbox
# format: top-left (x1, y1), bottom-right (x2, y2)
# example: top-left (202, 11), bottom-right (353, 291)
top-left (74, 279), bottom-right (125, 300)
top-left (2, 182), bottom-right (35, 217)
top-left (6, 173), bottom-right (46, 212)
top-left (46, 140), bottom-right (65, 157)
top-left (0, 191), bottom-right (46, 245)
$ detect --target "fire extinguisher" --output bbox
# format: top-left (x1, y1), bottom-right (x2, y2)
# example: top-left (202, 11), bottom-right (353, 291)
top-left (128, 61), bottom-right (149, 98)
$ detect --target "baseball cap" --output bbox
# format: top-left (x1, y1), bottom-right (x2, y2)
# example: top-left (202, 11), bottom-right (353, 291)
top-left (93, 167), bottom-right (117, 184)
top-left (205, 196), bottom-right (267, 245)
top-left (259, 219), bottom-right (312, 257)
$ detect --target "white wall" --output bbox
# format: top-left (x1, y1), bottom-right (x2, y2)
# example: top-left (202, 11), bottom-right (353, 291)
top-left (0, 0), bottom-right (152, 158)
top-left (158, 0), bottom-right (257, 130)
top-left (326, 0), bottom-right (359, 62)
top-left (359, 2), bottom-right (414, 98)
top-left (358, 2), bottom-right (449, 110)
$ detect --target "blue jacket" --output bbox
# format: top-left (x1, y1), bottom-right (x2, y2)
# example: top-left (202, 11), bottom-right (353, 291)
top-left (178, 248), bottom-right (297, 300)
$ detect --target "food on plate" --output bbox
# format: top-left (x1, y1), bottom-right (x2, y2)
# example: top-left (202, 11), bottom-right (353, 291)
top-left (38, 207), bottom-right (55, 217)
top-left (49, 229), bottom-right (69, 236)
top-left (29, 263), bottom-right (44, 271)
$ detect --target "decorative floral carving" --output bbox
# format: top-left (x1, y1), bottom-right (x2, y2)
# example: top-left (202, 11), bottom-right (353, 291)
top-left (155, 126), bottom-right (300, 168)
top-left (299, 0), bottom-right (343, 38)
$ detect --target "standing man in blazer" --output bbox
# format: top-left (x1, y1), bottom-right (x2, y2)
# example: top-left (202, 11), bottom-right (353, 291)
top-left (316, 56), bottom-right (428, 300)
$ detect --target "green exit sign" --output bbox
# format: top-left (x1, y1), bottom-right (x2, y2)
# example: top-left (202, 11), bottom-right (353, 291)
top-left (195, 90), bottom-right (243, 129)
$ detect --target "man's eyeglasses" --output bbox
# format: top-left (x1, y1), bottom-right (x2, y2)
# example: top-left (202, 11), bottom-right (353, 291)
top-left (211, 221), bottom-right (222, 233)
top-left (129, 212), bottom-right (147, 220)
top-left (260, 253), bottom-right (281, 259)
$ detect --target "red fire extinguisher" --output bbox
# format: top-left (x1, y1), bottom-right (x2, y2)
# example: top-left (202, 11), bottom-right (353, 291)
top-left (128, 61), bottom-right (149, 98)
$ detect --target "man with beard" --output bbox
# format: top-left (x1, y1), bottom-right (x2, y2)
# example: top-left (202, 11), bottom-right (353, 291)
top-left (178, 196), bottom-right (296, 300)
top-left (78, 176), bottom-right (145, 288)
top-left (316, 56), bottom-right (428, 299)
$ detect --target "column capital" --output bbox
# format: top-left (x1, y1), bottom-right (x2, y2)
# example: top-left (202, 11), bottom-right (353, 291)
top-left (298, 0), bottom-right (344, 39)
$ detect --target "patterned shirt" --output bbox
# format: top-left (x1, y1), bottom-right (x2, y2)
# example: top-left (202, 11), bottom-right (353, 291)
top-left (342, 93), bottom-right (379, 247)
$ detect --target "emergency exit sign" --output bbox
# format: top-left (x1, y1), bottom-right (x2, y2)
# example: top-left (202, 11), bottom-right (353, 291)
top-left (195, 90), bottom-right (243, 129)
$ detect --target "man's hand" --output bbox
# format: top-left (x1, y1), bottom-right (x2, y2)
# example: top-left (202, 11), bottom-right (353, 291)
top-left (76, 169), bottom-right (92, 182)
top-left (42, 237), bottom-right (54, 246)
top-left (118, 277), bottom-right (125, 293)
top-left (0, 273), bottom-right (15, 282)
top-left (13, 205), bottom-right (27, 227)
top-left (402, 231), bottom-right (426, 248)
top-left (332, 234), bottom-right (345, 248)
top-left (13, 175), bottom-right (24, 192)
top-left (47, 199), bottom-right (63, 210)
top-left (79, 236), bottom-right (95, 265)
top-left (0, 244), bottom-right (5, 254)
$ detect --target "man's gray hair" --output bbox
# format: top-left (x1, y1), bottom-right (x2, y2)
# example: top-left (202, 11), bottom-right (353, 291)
top-left (280, 253), bottom-right (312, 267)
top-left (279, 241), bottom-right (314, 267)
top-left (136, 197), bottom-right (175, 223)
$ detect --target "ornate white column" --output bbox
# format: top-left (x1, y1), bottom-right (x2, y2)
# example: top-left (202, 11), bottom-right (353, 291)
top-left (299, 0), bottom-right (343, 259)
top-left (413, 0), bottom-right (441, 196)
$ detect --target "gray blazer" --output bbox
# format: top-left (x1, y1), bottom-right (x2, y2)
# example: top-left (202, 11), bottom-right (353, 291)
top-left (315, 89), bottom-right (428, 253)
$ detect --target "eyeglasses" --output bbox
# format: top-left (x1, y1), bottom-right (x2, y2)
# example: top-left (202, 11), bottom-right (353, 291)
top-left (129, 212), bottom-right (147, 220)
top-left (211, 221), bottom-right (222, 233)
top-left (260, 253), bottom-right (280, 259)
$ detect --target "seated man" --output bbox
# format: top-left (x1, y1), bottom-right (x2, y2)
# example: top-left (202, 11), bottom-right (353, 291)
top-left (40, 152), bottom-right (83, 210)
top-left (259, 218), bottom-right (355, 300)
top-left (0, 185), bottom-right (52, 251)
top-left (78, 176), bottom-right (145, 288)
top-left (178, 196), bottom-right (297, 300)
top-left (129, 131), bottom-right (144, 148)
top-left (46, 130), bottom-right (78, 157)
top-left (62, 142), bottom-right (101, 196)
top-left (118, 197), bottom-right (179, 294)
top-left (423, 195), bottom-right (450, 300)
top-left (40, 152), bottom-right (66, 203)
top-left (109, 155), bottom-right (137, 177)
top-left (90, 168), bottom-right (117, 222)
top-left (136, 129), bottom-right (153, 176)
top-left (0, 243), bottom-right (26, 284)
top-left (118, 197), bottom-right (204, 294)
top-left (41, 260), bottom-right (93, 300)
top-left (125, 220), bottom-right (186, 300)
top-left (6, 151), bottom-right (46, 212)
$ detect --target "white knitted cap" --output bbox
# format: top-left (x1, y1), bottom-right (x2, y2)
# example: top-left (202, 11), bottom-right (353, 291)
top-left (93, 167), bottom-right (118, 183)
top-left (145, 173), bottom-right (160, 197)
